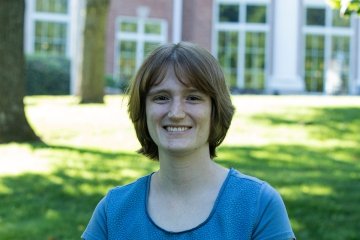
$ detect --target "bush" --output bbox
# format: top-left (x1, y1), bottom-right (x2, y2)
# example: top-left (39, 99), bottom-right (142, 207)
top-left (105, 75), bottom-right (129, 93)
top-left (25, 55), bottom-right (70, 95)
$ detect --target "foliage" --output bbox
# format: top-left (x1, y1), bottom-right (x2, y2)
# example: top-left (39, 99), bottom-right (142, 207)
top-left (25, 55), bottom-right (70, 95)
top-left (326, 0), bottom-right (360, 16)
top-left (105, 75), bottom-right (129, 92)
top-left (0, 96), bottom-right (360, 239)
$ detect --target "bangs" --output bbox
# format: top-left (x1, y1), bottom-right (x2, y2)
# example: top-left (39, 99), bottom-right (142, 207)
top-left (138, 55), bottom-right (172, 95)
top-left (173, 53), bottom-right (217, 97)
top-left (137, 43), bottom-right (217, 96)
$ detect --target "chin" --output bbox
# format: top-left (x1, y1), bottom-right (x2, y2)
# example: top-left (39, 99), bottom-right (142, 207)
top-left (161, 144), bottom-right (194, 153)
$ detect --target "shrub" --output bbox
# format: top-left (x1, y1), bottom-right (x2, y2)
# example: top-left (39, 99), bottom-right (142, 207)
top-left (105, 75), bottom-right (129, 93)
top-left (25, 55), bottom-right (70, 95)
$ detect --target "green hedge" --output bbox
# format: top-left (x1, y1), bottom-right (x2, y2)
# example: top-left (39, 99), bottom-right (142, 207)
top-left (25, 55), bottom-right (70, 95)
top-left (105, 75), bottom-right (129, 93)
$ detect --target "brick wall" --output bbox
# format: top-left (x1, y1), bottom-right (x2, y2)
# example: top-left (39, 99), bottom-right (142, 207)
top-left (182, 0), bottom-right (213, 51)
top-left (105, 0), bottom-right (174, 75)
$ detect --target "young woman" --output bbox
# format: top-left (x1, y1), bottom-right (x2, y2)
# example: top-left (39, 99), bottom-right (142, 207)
top-left (82, 42), bottom-right (296, 239)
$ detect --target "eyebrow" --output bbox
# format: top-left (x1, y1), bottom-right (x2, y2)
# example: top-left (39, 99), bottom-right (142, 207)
top-left (147, 87), bottom-right (203, 96)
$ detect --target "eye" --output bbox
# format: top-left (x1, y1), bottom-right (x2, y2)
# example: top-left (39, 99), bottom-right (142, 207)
top-left (187, 95), bottom-right (202, 102)
top-left (153, 95), bottom-right (169, 103)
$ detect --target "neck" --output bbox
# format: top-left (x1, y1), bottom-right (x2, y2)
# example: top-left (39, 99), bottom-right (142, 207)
top-left (154, 147), bottom-right (227, 195)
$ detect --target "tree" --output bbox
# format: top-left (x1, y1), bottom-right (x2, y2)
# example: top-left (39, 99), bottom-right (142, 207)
top-left (0, 0), bottom-right (40, 143)
top-left (79, 0), bottom-right (110, 103)
top-left (326, 0), bottom-right (360, 16)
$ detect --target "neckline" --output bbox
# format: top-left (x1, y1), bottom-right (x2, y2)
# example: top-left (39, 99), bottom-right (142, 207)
top-left (144, 168), bottom-right (233, 234)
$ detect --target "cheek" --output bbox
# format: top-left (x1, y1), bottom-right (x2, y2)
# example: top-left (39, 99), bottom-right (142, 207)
top-left (145, 101), bottom-right (154, 121)
top-left (145, 103), bottom-right (154, 134)
top-left (145, 103), bottom-right (164, 137)
top-left (198, 107), bottom-right (212, 132)
top-left (204, 117), bottom-right (212, 136)
top-left (145, 108), bottom-right (155, 130)
top-left (146, 105), bottom-right (160, 123)
top-left (204, 106), bottom-right (213, 138)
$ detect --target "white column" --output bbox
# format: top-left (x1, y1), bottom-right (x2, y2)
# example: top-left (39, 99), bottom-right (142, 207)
top-left (73, 0), bottom-right (86, 95)
top-left (355, 18), bottom-right (360, 95)
top-left (172, 0), bottom-right (183, 43)
top-left (24, 0), bottom-right (35, 54)
top-left (268, 0), bottom-right (304, 94)
top-left (69, 0), bottom-right (76, 94)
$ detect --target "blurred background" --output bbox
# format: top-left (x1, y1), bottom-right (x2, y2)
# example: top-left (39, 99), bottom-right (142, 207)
top-left (19, 0), bottom-right (360, 96)
top-left (0, 0), bottom-right (360, 239)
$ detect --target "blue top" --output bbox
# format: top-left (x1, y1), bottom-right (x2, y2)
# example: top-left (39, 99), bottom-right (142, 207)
top-left (82, 168), bottom-right (295, 240)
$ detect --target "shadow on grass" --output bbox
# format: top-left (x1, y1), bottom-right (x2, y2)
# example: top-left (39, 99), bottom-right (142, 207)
top-left (243, 106), bottom-right (360, 239)
top-left (0, 142), bottom-right (158, 240)
top-left (1, 135), bottom-right (359, 239)
top-left (218, 144), bottom-right (360, 240)
top-left (252, 106), bottom-right (360, 143)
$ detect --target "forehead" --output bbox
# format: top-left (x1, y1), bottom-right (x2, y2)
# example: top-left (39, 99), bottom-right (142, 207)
top-left (149, 67), bottom-right (193, 90)
top-left (148, 73), bottom-right (200, 96)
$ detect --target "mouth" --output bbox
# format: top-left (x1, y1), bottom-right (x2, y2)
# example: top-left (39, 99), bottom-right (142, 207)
top-left (164, 126), bottom-right (192, 132)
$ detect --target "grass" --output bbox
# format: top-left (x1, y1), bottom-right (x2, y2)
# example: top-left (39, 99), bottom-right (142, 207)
top-left (0, 95), bottom-right (360, 239)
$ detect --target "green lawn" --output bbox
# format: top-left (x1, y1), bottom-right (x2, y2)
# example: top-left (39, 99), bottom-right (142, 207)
top-left (0, 95), bottom-right (359, 239)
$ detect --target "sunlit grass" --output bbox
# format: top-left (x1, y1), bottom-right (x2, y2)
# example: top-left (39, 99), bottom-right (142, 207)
top-left (0, 95), bottom-right (360, 239)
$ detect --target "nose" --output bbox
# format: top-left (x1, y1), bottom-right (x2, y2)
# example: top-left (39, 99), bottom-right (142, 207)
top-left (168, 99), bottom-right (185, 119)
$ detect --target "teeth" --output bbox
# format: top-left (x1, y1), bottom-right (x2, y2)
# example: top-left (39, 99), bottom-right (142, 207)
top-left (166, 126), bottom-right (189, 132)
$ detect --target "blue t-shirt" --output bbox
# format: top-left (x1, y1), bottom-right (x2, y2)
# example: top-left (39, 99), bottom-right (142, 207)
top-left (82, 168), bottom-right (295, 239)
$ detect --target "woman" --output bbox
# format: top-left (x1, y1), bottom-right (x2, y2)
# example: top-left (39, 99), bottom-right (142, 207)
top-left (82, 42), bottom-right (296, 239)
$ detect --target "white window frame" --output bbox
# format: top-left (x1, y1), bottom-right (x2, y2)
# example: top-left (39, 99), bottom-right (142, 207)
top-left (302, 2), bottom-right (355, 93)
top-left (213, 0), bottom-right (271, 90)
top-left (25, 0), bottom-right (73, 57)
top-left (114, 16), bottom-right (167, 81)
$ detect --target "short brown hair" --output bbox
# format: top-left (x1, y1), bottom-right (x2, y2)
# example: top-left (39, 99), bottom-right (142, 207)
top-left (127, 42), bottom-right (235, 160)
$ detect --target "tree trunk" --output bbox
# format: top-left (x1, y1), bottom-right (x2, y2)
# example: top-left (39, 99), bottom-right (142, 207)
top-left (79, 0), bottom-right (110, 103)
top-left (0, 0), bottom-right (40, 143)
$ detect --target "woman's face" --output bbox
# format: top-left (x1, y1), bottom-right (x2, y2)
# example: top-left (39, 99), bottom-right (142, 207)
top-left (145, 68), bottom-right (212, 157)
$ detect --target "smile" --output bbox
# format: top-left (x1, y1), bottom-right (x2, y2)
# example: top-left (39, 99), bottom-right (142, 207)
top-left (164, 126), bottom-right (191, 132)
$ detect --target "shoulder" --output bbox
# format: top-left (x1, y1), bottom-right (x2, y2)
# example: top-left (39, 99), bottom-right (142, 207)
top-left (227, 168), bottom-right (272, 194)
top-left (219, 168), bottom-right (280, 217)
top-left (227, 168), bottom-right (284, 211)
top-left (222, 169), bottom-right (287, 222)
top-left (226, 169), bottom-right (295, 239)
top-left (86, 173), bottom-right (150, 217)
top-left (103, 173), bottom-right (151, 217)
top-left (105, 174), bottom-right (150, 204)
top-left (228, 168), bottom-right (264, 184)
top-left (81, 174), bottom-right (152, 240)
top-left (108, 174), bottom-right (149, 195)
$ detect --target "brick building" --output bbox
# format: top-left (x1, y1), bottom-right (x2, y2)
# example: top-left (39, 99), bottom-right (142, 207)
top-left (25, 0), bottom-right (360, 95)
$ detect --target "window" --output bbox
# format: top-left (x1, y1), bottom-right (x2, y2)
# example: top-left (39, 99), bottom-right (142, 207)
top-left (217, 31), bottom-right (238, 87)
top-left (119, 41), bottom-right (137, 83)
top-left (306, 8), bottom-right (326, 26)
top-left (120, 20), bottom-right (137, 33)
top-left (36, 0), bottom-right (68, 14)
top-left (145, 22), bottom-right (162, 34)
top-left (115, 18), bottom-right (167, 83)
top-left (332, 10), bottom-right (350, 27)
top-left (303, 6), bottom-right (353, 93)
top-left (245, 32), bottom-right (266, 89)
top-left (304, 35), bottom-right (325, 91)
top-left (246, 5), bottom-right (267, 23)
top-left (34, 21), bottom-right (67, 56)
top-left (219, 4), bottom-right (239, 23)
top-left (28, 0), bottom-right (70, 56)
top-left (331, 36), bottom-right (350, 92)
top-left (215, 1), bottom-right (269, 91)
